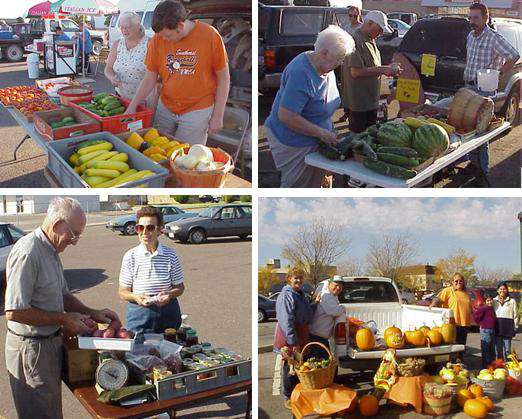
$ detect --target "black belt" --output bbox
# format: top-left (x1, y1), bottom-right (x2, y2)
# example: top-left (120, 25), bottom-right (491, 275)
top-left (8, 328), bottom-right (61, 340)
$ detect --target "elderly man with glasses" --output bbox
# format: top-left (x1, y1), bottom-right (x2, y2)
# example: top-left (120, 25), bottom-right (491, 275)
top-left (118, 206), bottom-right (185, 335)
top-left (4, 197), bottom-right (120, 419)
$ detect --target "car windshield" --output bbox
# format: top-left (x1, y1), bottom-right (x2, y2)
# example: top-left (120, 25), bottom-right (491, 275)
top-left (338, 281), bottom-right (399, 304)
top-left (281, 11), bottom-right (323, 36)
top-left (199, 207), bottom-right (219, 218)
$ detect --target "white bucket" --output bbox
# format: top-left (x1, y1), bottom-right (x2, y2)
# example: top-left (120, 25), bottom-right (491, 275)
top-left (477, 69), bottom-right (500, 93)
top-left (27, 53), bottom-right (40, 79)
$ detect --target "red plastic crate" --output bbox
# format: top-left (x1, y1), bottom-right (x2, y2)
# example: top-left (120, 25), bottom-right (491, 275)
top-left (69, 95), bottom-right (153, 134)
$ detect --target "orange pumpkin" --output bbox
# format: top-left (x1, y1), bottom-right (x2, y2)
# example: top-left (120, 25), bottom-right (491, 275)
top-left (457, 388), bottom-right (475, 407)
top-left (432, 326), bottom-right (441, 334)
top-left (475, 396), bottom-right (494, 412)
top-left (358, 394), bottom-right (379, 417)
top-left (463, 399), bottom-right (488, 418)
top-left (419, 325), bottom-right (431, 336)
top-left (426, 329), bottom-right (443, 346)
top-left (441, 323), bottom-right (457, 344)
top-left (384, 327), bottom-right (405, 349)
top-left (405, 329), bottom-right (426, 346)
top-left (469, 384), bottom-right (484, 398)
top-left (356, 328), bottom-right (375, 351)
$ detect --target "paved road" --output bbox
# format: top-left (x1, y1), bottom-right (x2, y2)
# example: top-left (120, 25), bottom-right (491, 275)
top-left (259, 326), bottom-right (522, 418)
top-left (0, 215), bottom-right (252, 419)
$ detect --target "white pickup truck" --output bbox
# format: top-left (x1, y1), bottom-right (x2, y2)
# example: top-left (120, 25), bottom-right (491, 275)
top-left (319, 277), bottom-right (465, 372)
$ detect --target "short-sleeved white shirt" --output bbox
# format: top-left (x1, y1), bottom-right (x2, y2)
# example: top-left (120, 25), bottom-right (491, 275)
top-left (119, 243), bottom-right (183, 296)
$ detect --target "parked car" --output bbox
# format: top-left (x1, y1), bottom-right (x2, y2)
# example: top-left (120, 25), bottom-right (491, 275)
top-left (198, 195), bottom-right (221, 203)
top-left (388, 18), bottom-right (411, 37)
top-left (106, 206), bottom-right (198, 235)
top-left (395, 16), bottom-right (522, 124)
top-left (0, 223), bottom-right (26, 286)
top-left (164, 204), bottom-right (252, 244)
top-left (387, 12), bottom-right (418, 26)
top-left (258, 294), bottom-right (277, 322)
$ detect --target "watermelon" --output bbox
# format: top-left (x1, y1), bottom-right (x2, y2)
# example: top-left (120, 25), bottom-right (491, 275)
top-left (377, 122), bottom-right (413, 148)
top-left (412, 123), bottom-right (450, 158)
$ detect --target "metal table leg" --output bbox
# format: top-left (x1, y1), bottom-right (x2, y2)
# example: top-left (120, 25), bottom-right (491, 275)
top-left (245, 389), bottom-right (252, 419)
top-left (14, 134), bottom-right (31, 161)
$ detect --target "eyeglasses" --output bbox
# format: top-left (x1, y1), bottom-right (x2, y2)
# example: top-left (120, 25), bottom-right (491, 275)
top-left (63, 220), bottom-right (81, 242)
top-left (348, 14), bottom-right (358, 18)
top-left (136, 224), bottom-right (158, 234)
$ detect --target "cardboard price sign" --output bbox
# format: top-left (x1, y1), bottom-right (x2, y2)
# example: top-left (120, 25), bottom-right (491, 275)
top-left (396, 78), bottom-right (421, 104)
top-left (421, 54), bottom-right (437, 77)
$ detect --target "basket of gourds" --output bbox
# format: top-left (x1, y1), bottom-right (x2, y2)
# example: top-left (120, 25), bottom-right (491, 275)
top-left (397, 357), bottom-right (426, 377)
top-left (423, 383), bottom-right (453, 416)
top-left (294, 342), bottom-right (337, 390)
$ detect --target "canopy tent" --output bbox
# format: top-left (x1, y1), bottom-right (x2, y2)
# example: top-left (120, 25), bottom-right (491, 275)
top-left (26, 0), bottom-right (69, 18)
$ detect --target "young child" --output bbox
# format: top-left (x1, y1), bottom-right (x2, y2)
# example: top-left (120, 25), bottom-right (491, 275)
top-left (472, 294), bottom-right (497, 368)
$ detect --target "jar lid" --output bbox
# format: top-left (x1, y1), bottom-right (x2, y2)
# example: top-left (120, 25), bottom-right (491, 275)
top-left (165, 328), bottom-right (177, 335)
top-left (186, 329), bottom-right (197, 337)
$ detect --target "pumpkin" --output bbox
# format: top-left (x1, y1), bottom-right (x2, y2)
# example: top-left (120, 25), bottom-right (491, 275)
top-left (358, 394), bottom-right (379, 416)
top-left (441, 323), bottom-right (456, 344)
top-left (405, 329), bottom-right (426, 346)
top-left (469, 384), bottom-right (484, 398)
top-left (432, 325), bottom-right (441, 334)
top-left (457, 388), bottom-right (475, 407)
top-left (348, 317), bottom-right (364, 338)
top-left (426, 329), bottom-right (443, 346)
top-left (384, 326), bottom-right (405, 349)
top-left (356, 328), bottom-right (375, 351)
top-left (419, 325), bottom-right (431, 336)
top-left (463, 399), bottom-right (488, 418)
top-left (475, 396), bottom-right (494, 412)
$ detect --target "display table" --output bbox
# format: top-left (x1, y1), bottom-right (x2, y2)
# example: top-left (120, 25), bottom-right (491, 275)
top-left (305, 122), bottom-right (511, 187)
top-left (66, 380), bottom-right (252, 419)
top-left (290, 383), bottom-right (357, 419)
top-left (384, 374), bottom-right (431, 414)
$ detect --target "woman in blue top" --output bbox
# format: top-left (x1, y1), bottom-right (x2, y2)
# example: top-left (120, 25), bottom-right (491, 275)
top-left (265, 25), bottom-right (355, 188)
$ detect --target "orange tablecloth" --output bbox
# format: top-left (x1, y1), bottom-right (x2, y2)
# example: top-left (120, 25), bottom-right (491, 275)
top-left (384, 374), bottom-right (431, 413)
top-left (290, 383), bottom-right (357, 419)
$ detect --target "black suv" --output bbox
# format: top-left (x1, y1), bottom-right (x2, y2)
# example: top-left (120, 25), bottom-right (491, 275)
top-left (259, 4), bottom-right (398, 92)
top-left (396, 16), bottom-right (522, 124)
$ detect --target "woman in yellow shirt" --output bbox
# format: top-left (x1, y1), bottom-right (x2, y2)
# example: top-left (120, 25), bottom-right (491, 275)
top-left (429, 273), bottom-right (473, 346)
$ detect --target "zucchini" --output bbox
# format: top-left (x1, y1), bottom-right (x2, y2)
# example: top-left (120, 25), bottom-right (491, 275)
top-left (108, 106), bottom-right (125, 116)
top-left (101, 95), bottom-right (119, 106)
top-left (104, 101), bottom-right (123, 111)
top-left (359, 140), bottom-right (378, 161)
top-left (364, 159), bottom-right (417, 180)
top-left (93, 92), bottom-right (109, 102)
top-left (318, 141), bottom-right (341, 160)
top-left (377, 153), bottom-right (419, 168)
top-left (377, 146), bottom-right (419, 158)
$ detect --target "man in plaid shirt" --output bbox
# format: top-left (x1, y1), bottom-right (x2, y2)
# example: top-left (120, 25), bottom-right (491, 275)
top-left (463, 2), bottom-right (519, 180)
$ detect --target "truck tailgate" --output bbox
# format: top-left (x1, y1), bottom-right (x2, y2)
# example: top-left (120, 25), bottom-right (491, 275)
top-left (347, 344), bottom-right (465, 360)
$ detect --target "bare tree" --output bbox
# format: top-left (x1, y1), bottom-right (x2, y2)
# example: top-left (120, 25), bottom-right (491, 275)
top-left (282, 218), bottom-right (351, 286)
top-left (366, 234), bottom-right (418, 282)
top-left (337, 258), bottom-right (365, 277)
top-left (476, 265), bottom-right (513, 287)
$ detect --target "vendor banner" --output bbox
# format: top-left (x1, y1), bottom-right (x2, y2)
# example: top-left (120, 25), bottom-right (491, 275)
top-left (61, 0), bottom-right (118, 15)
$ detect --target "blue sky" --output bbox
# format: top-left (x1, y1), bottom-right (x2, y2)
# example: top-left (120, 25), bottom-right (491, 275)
top-left (1, 0), bottom-right (122, 19)
top-left (259, 197), bottom-right (522, 273)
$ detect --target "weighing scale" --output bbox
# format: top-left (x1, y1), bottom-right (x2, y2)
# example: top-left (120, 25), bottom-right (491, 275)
top-left (95, 353), bottom-right (129, 392)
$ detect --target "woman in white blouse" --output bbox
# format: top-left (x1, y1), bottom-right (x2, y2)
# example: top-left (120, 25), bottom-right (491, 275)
top-left (104, 12), bottom-right (158, 109)
top-left (493, 282), bottom-right (519, 360)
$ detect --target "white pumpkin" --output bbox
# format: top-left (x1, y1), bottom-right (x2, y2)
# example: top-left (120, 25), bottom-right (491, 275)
top-left (175, 154), bottom-right (198, 170)
top-left (188, 144), bottom-right (213, 163)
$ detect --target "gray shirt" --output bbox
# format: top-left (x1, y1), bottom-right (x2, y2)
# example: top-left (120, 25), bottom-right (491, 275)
top-left (5, 228), bottom-right (69, 336)
top-left (309, 290), bottom-right (346, 339)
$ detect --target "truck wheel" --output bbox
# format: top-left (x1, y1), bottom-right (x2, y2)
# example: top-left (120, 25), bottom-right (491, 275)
top-left (6, 45), bottom-right (23, 62)
top-left (502, 86), bottom-right (520, 126)
top-left (92, 40), bottom-right (102, 56)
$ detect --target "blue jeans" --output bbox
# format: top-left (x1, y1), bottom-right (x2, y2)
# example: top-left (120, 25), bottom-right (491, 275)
top-left (480, 328), bottom-right (496, 368)
top-left (125, 298), bottom-right (182, 335)
top-left (496, 336), bottom-right (512, 361)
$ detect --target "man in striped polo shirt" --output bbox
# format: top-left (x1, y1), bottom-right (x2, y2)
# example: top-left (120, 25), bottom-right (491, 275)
top-left (119, 206), bottom-right (185, 335)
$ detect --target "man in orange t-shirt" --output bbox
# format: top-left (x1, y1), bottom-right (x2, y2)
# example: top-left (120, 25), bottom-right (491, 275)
top-left (125, 0), bottom-right (230, 145)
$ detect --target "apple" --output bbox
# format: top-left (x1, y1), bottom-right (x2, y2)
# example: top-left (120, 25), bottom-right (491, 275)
top-left (117, 328), bottom-right (132, 339)
top-left (103, 328), bottom-right (116, 338)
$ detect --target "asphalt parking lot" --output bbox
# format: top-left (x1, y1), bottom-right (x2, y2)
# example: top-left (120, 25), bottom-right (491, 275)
top-left (258, 320), bottom-right (522, 418)
top-left (0, 213), bottom-right (252, 419)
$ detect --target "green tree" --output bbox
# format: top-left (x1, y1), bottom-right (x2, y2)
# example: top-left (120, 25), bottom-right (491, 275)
top-left (223, 195), bottom-right (240, 203)
top-left (435, 249), bottom-right (477, 286)
top-left (173, 195), bottom-right (190, 204)
top-left (240, 196), bottom-right (252, 203)
top-left (258, 266), bottom-right (279, 295)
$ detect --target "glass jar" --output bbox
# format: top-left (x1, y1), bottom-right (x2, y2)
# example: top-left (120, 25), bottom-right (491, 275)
top-left (164, 328), bottom-right (177, 343)
top-left (191, 344), bottom-right (203, 354)
top-left (176, 326), bottom-right (188, 343)
top-left (185, 329), bottom-right (198, 346)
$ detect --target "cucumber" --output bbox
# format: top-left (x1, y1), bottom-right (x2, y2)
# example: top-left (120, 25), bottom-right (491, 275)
top-left (377, 146), bottom-right (419, 158)
top-left (377, 153), bottom-right (420, 168)
top-left (364, 159), bottom-right (417, 180)
top-left (108, 106), bottom-right (125, 116)
top-left (93, 92), bottom-right (109, 102)
top-left (77, 139), bottom-right (105, 150)
top-left (318, 141), bottom-right (341, 160)
top-left (104, 101), bottom-right (123, 111)
top-left (358, 140), bottom-right (378, 161)
top-left (101, 96), bottom-right (120, 106)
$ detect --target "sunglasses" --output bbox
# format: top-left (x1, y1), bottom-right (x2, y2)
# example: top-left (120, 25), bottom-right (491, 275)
top-left (136, 224), bottom-right (158, 234)
top-left (63, 220), bottom-right (81, 242)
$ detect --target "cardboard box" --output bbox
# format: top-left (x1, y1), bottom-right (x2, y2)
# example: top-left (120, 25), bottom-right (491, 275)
top-left (62, 338), bottom-right (98, 385)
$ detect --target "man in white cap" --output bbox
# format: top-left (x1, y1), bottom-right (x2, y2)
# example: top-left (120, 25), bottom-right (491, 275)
top-left (342, 10), bottom-right (401, 133)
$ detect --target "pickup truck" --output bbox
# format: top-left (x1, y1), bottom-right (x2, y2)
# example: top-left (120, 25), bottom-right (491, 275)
top-left (317, 277), bottom-right (465, 372)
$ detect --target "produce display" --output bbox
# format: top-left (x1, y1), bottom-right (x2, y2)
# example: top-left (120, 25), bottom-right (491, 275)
top-left (437, 362), bottom-right (470, 386)
top-left (355, 327), bottom-right (376, 351)
top-left (76, 93), bottom-right (126, 117)
top-left (172, 143), bottom-right (226, 172)
top-left (125, 128), bottom-right (189, 162)
top-left (49, 115), bottom-right (78, 129)
top-left (448, 88), bottom-right (494, 134)
top-left (67, 139), bottom-right (155, 187)
top-left (423, 383), bottom-right (453, 416)
top-left (0, 85), bottom-right (58, 117)
top-left (296, 357), bottom-right (331, 373)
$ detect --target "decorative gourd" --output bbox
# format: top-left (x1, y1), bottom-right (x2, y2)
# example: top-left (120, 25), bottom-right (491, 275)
top-left (412, 123), bottom-right (449, 158)
top-left (441, 323), bottom-right (457, 344)
top-left (426, 329), bottom-right (443, 346)
top-left (469, 384), bottom-right (484, 398)
top-left (457, 388), bottom-right (475, 407)
top-left (475, 396), bottom-right (494, 412)
top-left (405, 329), bottom-right (426, 347)
top-left (384, 326), bottom-right (405, 349)
top-left (463, 399), bottom-right (488, 418)
top-left (358, 394), bottom-right (379, 416)
top-left (356, 328), bottom-right (375, 351)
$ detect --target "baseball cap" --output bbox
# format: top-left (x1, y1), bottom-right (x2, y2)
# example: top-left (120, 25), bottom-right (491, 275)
top-left (364, 10), bottom-right (393, 34)
top-left (329, 275), bottom-right (343, 283)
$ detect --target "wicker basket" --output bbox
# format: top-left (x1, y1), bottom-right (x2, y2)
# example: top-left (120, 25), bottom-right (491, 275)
top-left (471, 376), bottom-right (505, 401)
top-left (295, 342), bottom-right (337, 390)
top-left (423, 394), bottom-right (452, 416)
top-left (169, 148), bottom-right (233, 188)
